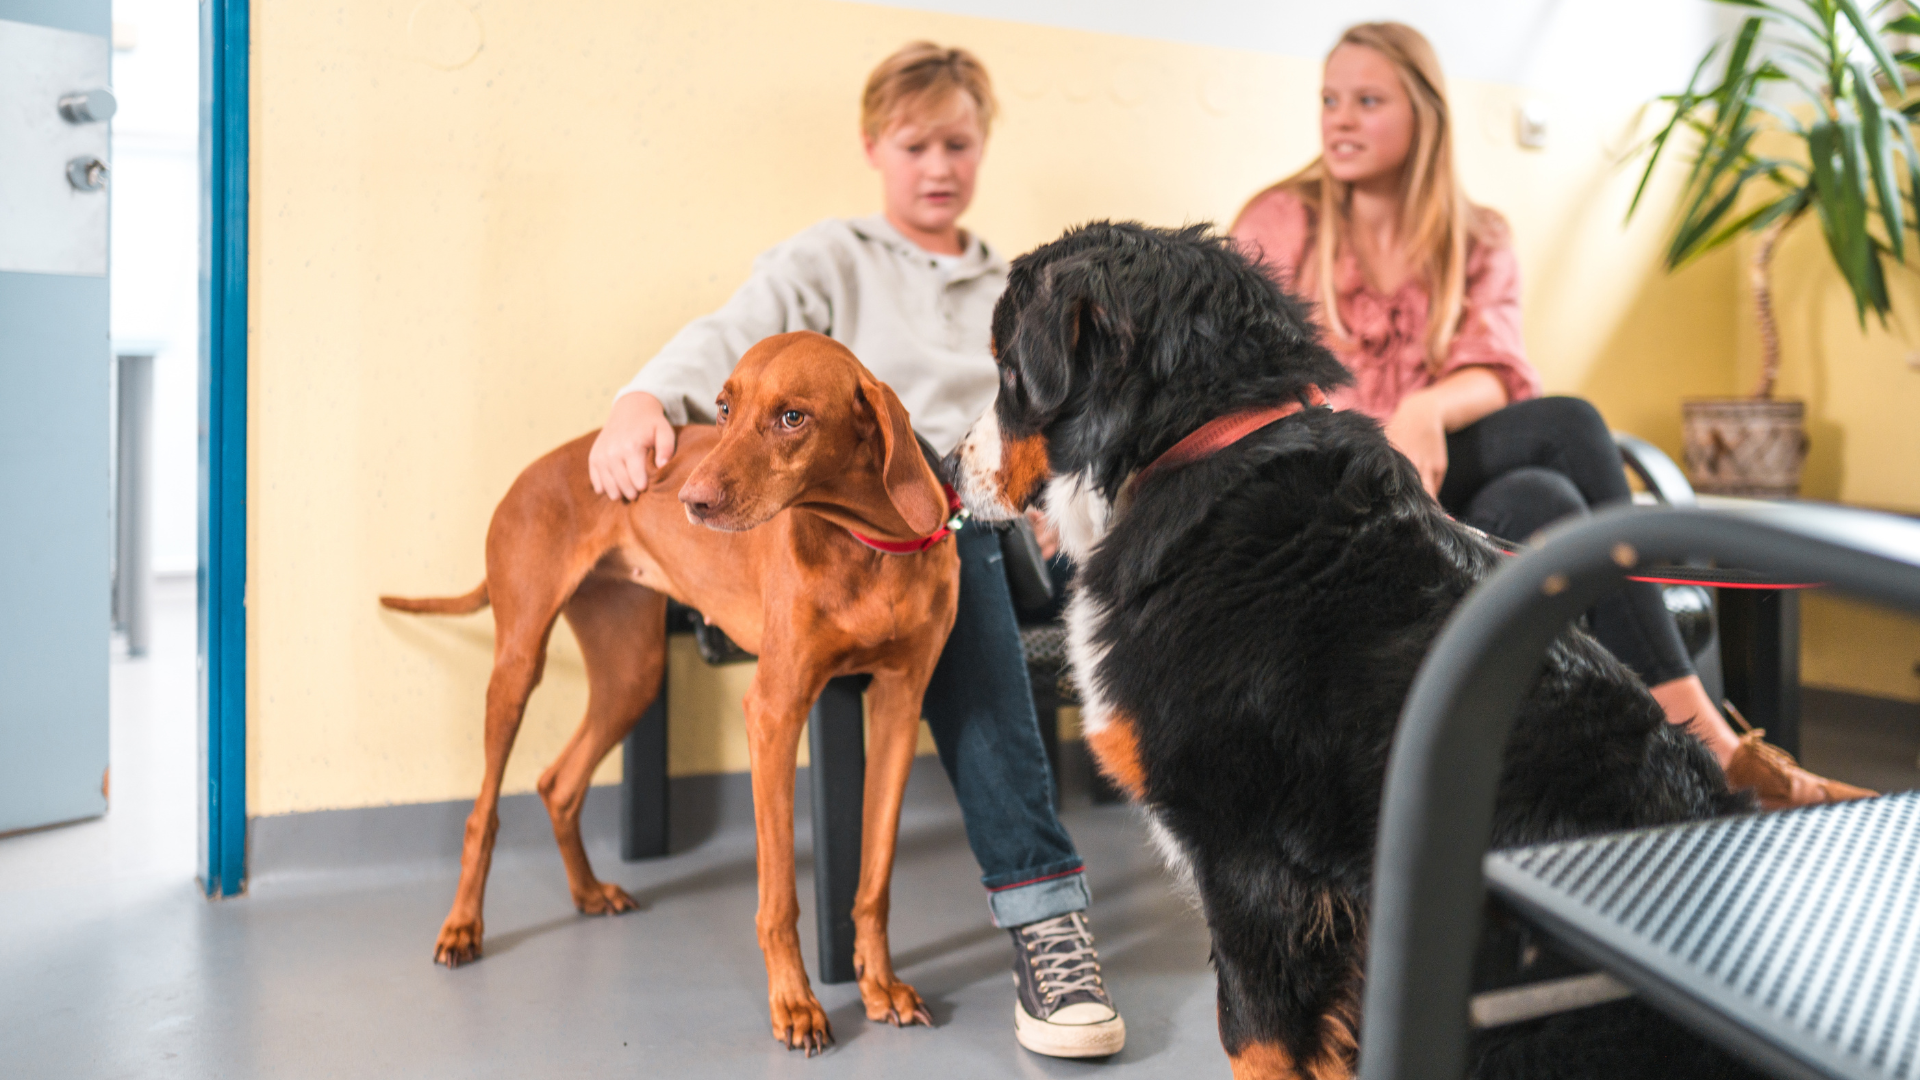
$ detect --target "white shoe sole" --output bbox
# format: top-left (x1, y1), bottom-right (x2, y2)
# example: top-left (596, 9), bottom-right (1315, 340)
top-left (1014, 1001), bottom-right (1126, 1058)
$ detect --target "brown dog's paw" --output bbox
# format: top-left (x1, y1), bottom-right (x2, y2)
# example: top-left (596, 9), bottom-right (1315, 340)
top-left (770, 991), bottom-right (834, 1056)
top-left (858, 975), bottom-right (933, 1028)
top-left (434, 919), bottom-right (483, 968)
top-left (575, 881), bottom-right (637, 916)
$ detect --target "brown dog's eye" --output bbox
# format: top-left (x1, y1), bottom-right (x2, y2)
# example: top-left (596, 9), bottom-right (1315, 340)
top-left (780, 410), bottom-right (805, 430)
top-left (716, 401), bottom-right (730, 424)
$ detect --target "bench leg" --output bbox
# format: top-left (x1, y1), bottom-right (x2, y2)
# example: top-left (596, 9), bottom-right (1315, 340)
top-left (809, 675), bottom-right (866, 985)
top-left (1719, 589), bottom-right (1801, 758)
top-left (619, 666), bottom-right (670, 861)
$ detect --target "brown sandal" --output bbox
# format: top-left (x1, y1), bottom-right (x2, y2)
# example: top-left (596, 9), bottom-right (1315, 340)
top-left (1721, 703), bottom-right (1876, 810)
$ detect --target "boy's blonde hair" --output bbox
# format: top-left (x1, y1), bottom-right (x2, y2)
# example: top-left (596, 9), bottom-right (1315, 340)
top-left (861, 42), bottom-right (998, 141)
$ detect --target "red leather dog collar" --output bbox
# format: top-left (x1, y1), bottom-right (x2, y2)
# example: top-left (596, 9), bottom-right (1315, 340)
top-left (1125, 386), bottom-right (1328, 501)
top-left (1121, 390), bottom-right (1825, 591)
top-left (849, 484), bottom-right (966, 554)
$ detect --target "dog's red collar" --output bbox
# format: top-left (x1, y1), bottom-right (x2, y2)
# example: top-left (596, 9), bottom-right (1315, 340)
top-left (848, 484), bottom-right (966, 554)
top-left (1124, 387), bottom-right (1328, 501)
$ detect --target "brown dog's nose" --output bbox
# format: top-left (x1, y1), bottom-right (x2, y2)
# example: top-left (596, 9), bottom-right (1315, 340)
top-left (679, 477), bottom-right (728, 522)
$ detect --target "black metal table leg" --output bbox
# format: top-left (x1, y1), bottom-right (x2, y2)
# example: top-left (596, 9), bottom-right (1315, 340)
top-left (1718, 588), bottom-right (1801, 757)
top-left (809, 675), bottom-right (866, 985)
top-left (620, 666), bottom-right (670, 861)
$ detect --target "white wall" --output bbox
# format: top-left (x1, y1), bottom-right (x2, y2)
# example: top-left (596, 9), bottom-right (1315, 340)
top-left (869, 0), bottom-right (1731, 104)
top-left (109, 0), bottom-right (198, 575)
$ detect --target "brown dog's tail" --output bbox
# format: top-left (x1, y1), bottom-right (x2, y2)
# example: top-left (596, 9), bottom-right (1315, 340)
top-left (379, 581), bottom-right (490, 615)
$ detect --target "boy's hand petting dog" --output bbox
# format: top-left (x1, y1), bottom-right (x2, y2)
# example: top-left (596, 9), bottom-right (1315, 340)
top-left (1383, 389), bottom-right (1449, 498)
top-left (590, 390), bottom-right (678, 501)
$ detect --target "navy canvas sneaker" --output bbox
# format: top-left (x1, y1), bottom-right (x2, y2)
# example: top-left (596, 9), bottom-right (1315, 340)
top-left (1009, 911), bottom-right (1125, 1057)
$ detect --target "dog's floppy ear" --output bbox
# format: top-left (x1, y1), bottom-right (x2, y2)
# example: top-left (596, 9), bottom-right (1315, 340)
top-left (856, 373), bottom-right (946, 537)
top-left (1020, 298), bottom-right (1081, 416)
top-left (1020, 259), bottom-right (1128, 417)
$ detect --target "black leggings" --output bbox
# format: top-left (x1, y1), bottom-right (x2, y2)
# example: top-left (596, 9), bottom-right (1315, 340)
top-left (1437, 396), bottom-right (1693, 687)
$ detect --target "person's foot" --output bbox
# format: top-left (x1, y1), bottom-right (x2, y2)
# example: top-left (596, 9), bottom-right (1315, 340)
top-left (1725, 728), bottom-right (1877, 810)
top-left (1009, 911), bottom-right (1125, 1058)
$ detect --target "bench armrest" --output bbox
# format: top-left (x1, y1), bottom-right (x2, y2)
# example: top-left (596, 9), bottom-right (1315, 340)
top-left (1613, 432), bottom-right (1696, 507)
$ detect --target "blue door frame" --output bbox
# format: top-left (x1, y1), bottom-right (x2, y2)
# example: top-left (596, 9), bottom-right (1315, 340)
top-left (200, 0), bottom-right (247, 898)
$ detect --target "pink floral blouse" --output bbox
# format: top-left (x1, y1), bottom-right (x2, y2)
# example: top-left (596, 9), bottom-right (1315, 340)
top-left (1230, 187), bottom-right (1541, 422)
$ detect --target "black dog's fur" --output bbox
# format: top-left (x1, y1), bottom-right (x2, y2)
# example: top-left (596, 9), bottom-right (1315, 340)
top-left (964, 222), bottom-right (1758, 1078)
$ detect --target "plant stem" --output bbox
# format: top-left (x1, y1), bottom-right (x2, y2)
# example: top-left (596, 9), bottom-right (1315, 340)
top-left (1750, 212), bottom-right (1792, 400)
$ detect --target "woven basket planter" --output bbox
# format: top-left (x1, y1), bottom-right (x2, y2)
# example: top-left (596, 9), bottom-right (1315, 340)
top-left (1680, 398), bottom-right (1807, 498)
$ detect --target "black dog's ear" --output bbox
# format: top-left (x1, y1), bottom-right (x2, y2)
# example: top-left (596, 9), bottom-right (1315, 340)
top-left (1021, 298), bottom-right (1083, 415)
top-left (1022, 260), bottom-right (1130, 416)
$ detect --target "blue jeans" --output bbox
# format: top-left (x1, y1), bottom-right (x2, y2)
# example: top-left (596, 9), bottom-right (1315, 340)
top-left (922, 520), bottom-right (1089, 928)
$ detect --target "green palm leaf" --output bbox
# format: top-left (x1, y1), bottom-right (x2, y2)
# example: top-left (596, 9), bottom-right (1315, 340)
top-left (1630, 0), bottom-right (1914, 330)
top-left (1851, 61), bottom-right (1906, 260)
top-left (1838, 0), bottom-right (1905, 91)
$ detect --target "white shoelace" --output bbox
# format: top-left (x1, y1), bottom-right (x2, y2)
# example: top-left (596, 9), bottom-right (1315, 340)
top-left (1023, 913), bottom-right (1106, 1000)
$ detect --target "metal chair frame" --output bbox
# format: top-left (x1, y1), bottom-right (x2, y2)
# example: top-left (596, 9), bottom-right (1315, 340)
top-left (1358, 501), bottom-right (1920, 1080)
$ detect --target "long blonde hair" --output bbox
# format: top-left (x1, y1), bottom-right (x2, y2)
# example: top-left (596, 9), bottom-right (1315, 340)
top-left (1236, 22), bottom-right (1490, 371)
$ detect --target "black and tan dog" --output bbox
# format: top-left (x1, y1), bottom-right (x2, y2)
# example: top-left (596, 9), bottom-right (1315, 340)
top-left (950, 222), bottom-right (1759, 1079)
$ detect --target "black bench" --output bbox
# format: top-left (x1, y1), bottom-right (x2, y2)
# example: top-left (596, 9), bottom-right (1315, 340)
top-left (614, 605), bottom-right (873, 984)
top-left (1617, 432), bottom-right (1803, 756)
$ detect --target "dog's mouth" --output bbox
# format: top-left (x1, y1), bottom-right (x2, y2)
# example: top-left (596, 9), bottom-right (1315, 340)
top-left (682, 504), bottom-right (750, 532)
top-left (682, 493), bottom-right (782, 533)
top-left (949, 415), bottom-right (1116, 563)
top-left (949, 409), bottom-right (1042, 522)
top-left (679, 476), bottom-right (757, 532)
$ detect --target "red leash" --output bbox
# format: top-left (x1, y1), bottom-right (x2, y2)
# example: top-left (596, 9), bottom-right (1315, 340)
top-left (1620, 574), bottom-right (1821, 590)
top-left (848, 484), bottom-right (966, 554)
top-left (1125, 387), bottom-right (1822, 591)
top-left (1479, 535), bottom-right (1824, 590)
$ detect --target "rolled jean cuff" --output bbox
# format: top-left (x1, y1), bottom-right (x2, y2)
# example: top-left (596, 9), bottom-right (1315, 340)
top-left (986, 865), bottom-right (1090, 928)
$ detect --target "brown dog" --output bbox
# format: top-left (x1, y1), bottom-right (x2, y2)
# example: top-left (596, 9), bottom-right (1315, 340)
top-left (381, 331), bottom-right (959, 1053)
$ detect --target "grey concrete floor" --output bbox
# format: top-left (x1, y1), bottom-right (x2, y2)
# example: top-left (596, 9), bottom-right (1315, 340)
top-left (1, 791), bottom-right (1221, 1079)
top-left (1801, 687), bottom-right (1920, 796)
top-left (0, 577), bottom-right (1225, 1079)
top-left (2, 577), bottom-right (1910, 1079)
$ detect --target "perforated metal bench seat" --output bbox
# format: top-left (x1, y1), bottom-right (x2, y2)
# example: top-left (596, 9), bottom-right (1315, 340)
top-left (1486, 791), bottom-right (1920, 1080)
top-left (1358, 504), bottom-right (1920, 1080)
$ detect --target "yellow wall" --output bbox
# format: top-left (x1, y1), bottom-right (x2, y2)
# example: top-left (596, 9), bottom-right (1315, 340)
top-left (249, 0), bottom-right (1743, 816)
top-left (1749, 221), bottom-right (1920, 702)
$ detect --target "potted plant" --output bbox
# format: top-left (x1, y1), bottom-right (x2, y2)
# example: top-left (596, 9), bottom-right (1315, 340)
top-left (1630, 0), bottom-right (1920, 497)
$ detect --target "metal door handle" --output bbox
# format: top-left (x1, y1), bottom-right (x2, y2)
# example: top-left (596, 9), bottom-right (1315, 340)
top-left (58, 87), bottom-right (116, 123)
top-left (66, 156), bottom-right (108, 191)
